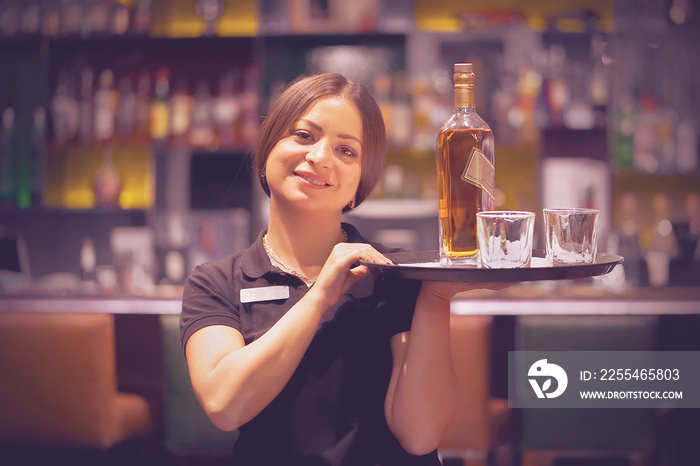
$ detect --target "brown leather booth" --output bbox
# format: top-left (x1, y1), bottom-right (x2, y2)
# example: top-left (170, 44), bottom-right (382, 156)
top-left (0, 312), bottom-right (152, 453)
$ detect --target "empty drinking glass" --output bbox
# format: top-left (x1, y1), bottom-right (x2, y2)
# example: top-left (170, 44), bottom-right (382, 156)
top-left (543, 208), bottom-right (599, 265)
top-left (477, 211), bottom-right (536, 268)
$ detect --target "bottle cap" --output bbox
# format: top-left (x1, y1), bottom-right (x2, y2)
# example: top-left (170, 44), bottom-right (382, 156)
top-left (454, 63), bottom-right (473, 73)
top-left (452, 63), bottom-right (474, 107)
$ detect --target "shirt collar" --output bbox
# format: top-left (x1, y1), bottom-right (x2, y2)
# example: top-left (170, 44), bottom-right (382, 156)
top-left (240, 229), bottom-right (272, 280)
top-left (342, 221), bottom-right (363, 244)
top-left (240, 222), bottom-right (365, 281)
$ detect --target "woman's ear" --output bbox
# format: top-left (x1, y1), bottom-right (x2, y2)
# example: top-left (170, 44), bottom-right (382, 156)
top-left (260, 166), bottom-right (269, 193)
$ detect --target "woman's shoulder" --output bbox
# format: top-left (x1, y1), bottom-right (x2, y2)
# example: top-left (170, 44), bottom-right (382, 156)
top-left (342, 221), bottom-right (405, 255)
top-left (185, 242), bottom-right (258, 296)
top-left (192, 249), bottom-right (246, 278)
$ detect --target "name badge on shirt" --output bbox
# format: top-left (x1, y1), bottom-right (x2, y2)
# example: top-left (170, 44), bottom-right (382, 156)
top-left (240, 285), bottom-right (290, 303)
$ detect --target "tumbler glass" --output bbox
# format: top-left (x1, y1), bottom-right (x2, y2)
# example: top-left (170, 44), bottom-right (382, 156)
top-left (543, 208), bottom-right (599, 265)
top-left (476, 211), bottom-right (536, 268)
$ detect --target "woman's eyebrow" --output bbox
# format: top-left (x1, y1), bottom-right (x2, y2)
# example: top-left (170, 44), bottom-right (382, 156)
top-left (300, 119), bottom-right (363, 147)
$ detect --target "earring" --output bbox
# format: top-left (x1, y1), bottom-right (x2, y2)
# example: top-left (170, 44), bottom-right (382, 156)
top-left (348, 199), bottom-right (356, 210)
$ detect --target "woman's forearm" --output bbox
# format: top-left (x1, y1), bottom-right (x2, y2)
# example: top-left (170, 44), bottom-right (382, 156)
top-left (189, 292), bottom-right (327, 431)
top-left (385, 287), bottom-right (458, 455)
top-left (190, 246), bottom-right (377, 432)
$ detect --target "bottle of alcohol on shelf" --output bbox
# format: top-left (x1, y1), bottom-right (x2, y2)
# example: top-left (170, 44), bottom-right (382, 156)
top-left (436, 63), bottom-right (495, 264)
top-left (78, 67), bottom-right (94, 147)
top-left (0, 107), bottom-right (14, 203)
top-left (29, 107), bottom-right (45, 206)
top-left (94, 69), bottom-right (117, 143)
top-left (150, 67), bottom-right (170, 142)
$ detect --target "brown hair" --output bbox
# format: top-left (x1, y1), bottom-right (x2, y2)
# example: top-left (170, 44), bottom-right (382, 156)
top-left (254, 73), bottom-right (386, 212)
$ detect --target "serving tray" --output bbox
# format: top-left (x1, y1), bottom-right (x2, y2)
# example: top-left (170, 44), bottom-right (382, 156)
top-left (361, 250), bottom-right (623, 282)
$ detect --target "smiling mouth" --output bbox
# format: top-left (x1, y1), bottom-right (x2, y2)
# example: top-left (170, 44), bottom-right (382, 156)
top-left (296, 173), bottom-right (330, 187)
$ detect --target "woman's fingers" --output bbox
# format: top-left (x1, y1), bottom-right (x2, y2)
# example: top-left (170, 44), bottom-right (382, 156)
top-left (310, 243), bottom-right (386, 308)
top-left (332, 242), bottom-right (391, 266)
top-left (341, 265), bottom-right (371, 295)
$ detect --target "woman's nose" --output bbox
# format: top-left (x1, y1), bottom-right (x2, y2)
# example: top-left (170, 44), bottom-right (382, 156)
top-left (305, 140), bottom-right (332, 167)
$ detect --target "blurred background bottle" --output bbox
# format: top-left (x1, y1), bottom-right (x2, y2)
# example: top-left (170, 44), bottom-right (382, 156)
top-left (0, 108), bottom-right (15, 204)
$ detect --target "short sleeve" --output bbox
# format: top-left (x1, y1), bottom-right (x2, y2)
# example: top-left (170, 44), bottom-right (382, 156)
top-left (374, 276), bottom-right (422, 338)
top-left (180, 261), bottom-right (242, 352)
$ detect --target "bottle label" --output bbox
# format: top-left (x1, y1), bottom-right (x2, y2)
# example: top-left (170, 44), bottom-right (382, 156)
top-left (461, 147), bottom-right (495, 201)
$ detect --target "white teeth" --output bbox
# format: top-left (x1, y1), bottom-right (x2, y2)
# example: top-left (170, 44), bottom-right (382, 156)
top-left (299, 175), bottom-right (327, 186)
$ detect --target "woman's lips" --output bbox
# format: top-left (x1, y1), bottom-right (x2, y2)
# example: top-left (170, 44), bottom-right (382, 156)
top-left (295, 171), bottom-right (331, 187)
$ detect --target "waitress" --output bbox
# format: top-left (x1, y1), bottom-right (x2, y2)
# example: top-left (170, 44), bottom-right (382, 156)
top-left (181, 72), bottom-right (496, 465)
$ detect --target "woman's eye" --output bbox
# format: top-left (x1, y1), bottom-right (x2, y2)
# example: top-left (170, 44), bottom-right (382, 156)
top-left (293, 130), bottom-right (313, 142)
top-left (339, 146), bottom-right (358, 158)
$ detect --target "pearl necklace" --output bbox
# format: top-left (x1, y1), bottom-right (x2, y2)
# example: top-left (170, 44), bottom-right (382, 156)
top-left (262, 229), bottom-right (348, 286)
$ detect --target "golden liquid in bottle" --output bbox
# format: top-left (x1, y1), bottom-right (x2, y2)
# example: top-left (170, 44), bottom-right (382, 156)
top-left (437, 127), bottom-right (493, 258)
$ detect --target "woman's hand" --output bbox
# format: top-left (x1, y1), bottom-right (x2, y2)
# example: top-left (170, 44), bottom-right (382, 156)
top-left (306, 242), bottom-right (389, 309)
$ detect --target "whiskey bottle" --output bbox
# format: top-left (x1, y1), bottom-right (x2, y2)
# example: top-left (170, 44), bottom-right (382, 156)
top-left (437, 63), bottom-right (495, 264)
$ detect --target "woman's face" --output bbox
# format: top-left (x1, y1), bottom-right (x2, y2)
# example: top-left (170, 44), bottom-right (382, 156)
top-left (265, 97), bottom-right (363, 214)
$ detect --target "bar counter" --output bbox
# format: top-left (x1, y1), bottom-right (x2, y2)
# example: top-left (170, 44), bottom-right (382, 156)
top-left (1, 284), bottom-right (698, 316)
top-left (451, 285), bottom-right (700, 316)
top-left (0, 294), bottom-right (182, 314)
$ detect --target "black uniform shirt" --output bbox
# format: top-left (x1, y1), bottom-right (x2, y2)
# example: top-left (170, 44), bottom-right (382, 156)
top-left (180, 223), bottom-right (439, 466)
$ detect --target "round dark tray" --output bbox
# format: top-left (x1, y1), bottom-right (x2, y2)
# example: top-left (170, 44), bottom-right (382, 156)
top-left (361, 250), bottom-right (623, 282)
